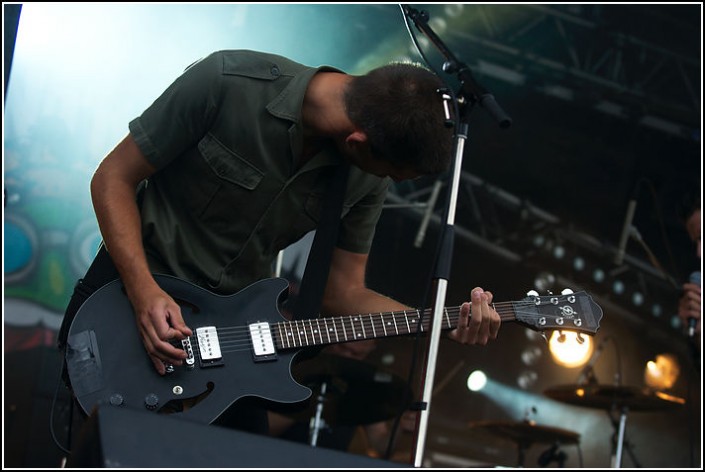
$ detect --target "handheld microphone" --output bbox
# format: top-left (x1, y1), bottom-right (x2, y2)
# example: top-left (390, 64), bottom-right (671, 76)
top-left (687, 271), bottom-right (700, 338)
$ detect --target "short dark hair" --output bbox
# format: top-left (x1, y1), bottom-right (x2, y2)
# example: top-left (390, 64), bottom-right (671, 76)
top-left (344, 62), bottom-right (454, 175)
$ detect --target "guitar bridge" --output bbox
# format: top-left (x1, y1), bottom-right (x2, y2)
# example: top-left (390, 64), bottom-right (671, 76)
top-left (195, 326), bottom-right (224, 368)
top-left (249, 322), bottom-right (277, 362)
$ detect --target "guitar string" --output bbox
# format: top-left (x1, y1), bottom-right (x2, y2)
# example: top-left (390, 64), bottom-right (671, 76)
top-left (184, 300), bottom-right (588, 355)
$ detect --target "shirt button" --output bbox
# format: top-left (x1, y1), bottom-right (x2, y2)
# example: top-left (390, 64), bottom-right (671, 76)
top-left (270, 65), bottom-right (280, 77)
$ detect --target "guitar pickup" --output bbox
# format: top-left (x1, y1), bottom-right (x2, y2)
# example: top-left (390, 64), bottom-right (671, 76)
top-left (249, 322), bottom-right (277, 362)
top-left (196, 326), bottom-right (223, 368)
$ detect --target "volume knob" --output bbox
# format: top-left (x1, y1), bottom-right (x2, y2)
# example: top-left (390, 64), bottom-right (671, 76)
top-left (144, 393), bottom-right (159, 411)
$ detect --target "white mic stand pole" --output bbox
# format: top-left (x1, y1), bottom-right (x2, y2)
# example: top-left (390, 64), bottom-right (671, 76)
top-left (400, 5), bottom-right (512, 467)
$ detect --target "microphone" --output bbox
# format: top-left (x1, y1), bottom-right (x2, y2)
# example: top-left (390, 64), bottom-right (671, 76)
top-left (577, 338), bottom-right (606, 385)
top-left (613, 198), bottom-right (637, 266)
top-left (414, 179), bottom-right (443, 248)
top-left (687, 271), bottom-right (701, 338)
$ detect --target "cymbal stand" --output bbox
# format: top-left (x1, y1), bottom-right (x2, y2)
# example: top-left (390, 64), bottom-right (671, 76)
top-left (608, 404), bottom-right (641, 468)
top-left (308, 381), bottom-right (328, 447)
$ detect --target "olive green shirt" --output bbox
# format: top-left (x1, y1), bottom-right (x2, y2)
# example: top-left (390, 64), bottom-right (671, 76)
top-left (129, 50), bottom-right (389, 294)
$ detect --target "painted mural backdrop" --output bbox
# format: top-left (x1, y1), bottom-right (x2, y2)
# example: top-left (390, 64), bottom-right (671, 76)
top-left (3, 3), bottom-right (386, 353)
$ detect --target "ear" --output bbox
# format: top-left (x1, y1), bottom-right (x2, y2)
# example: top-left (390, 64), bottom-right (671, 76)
top-left (344, 130), bottom-right (368, 150)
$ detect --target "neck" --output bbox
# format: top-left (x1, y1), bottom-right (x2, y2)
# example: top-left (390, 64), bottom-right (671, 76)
top-left (301, 72), bottom-right (354, 138)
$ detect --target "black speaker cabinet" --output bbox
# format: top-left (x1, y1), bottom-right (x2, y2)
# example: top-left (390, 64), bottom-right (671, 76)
top-left (67, 405), bottom-right (409, 468)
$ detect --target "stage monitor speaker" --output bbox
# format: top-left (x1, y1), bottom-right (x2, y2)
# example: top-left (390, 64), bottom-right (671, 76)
top-left (67, 404), bottom-right (410, 468)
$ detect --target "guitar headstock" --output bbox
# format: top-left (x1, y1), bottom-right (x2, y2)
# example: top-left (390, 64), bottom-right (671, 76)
top-left (513, 289), bottom-right (603, 337)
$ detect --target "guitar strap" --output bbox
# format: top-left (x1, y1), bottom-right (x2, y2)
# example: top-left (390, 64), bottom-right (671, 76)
top-left (290, 163), bottom-right (350, 321)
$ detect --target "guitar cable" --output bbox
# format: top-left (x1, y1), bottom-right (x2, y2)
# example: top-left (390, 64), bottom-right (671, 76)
top-left (49, 356), bottom-right (73, 459)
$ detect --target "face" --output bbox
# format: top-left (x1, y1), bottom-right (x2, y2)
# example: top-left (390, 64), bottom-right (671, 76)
top-left (686, 208), bottom-right (701, 259)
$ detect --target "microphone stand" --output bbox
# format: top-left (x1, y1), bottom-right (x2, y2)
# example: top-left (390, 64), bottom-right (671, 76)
top-left (400, 5), bottom-right (511, 467)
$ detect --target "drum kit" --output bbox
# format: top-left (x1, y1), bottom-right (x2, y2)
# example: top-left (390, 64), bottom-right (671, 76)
top-left (282, 353), bottom-right (685, 467)
top-left (470, 383), bottom-right (684, 467)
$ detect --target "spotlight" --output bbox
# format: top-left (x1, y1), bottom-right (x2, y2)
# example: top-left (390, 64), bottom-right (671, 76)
top-left (467, 370), bottom-right (487, 392)
top-left (644, 353), bottom-right (680, 389)
top-left (548, 331), bottom-right (593, 368)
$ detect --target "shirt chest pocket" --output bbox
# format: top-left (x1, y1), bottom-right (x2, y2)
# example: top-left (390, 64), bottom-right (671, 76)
top-left (199, 133), bottom-right (264, 190)
top-left (195, 133), bottom-right (265, 231)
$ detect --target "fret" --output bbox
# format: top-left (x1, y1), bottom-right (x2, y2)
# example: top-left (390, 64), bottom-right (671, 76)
top-left (302, 320), bottom-right (311, 346)
top-left (294, 320), bottom-right (303, 347)
top-left (332, 317), bottom-right (340, 342)
top-left (403, 310), bottom-right (410, 335)
top-left (392, 313), bottom-right (399, 335)
top-left (369, 313), bottom-right (377, 338)
top-left (309, 319), bottom-right (321, 345)
top-left (408, 311), bottom-right (418, 334)
top-left (348, 316), bottom-right (357, 340)
top-left (381, 313), bottom-right (388, 336)
top-left (340, 317), bottom-right (348, 341)
top-left (444, 307), bottom-right (451, 329)
top-left (277, 323), bottom-right (286, 349)
top-left (357, 316), bottom-right (366, 339)
top-left (323, 318), bottom-right (332, 343)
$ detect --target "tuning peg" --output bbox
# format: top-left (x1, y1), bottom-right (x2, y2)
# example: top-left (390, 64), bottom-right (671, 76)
top-left (527, 290), bottom-right (539, 297)
top-left (576, 333), bottom-right (585, 344)
top-left (539, 331), bottom-right (548, 343)
top-left (561, 288), bottom-right (574, 295)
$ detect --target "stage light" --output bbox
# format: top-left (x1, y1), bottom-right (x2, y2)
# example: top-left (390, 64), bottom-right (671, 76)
top-left (593, 268), bottom-right (605, 283)
top-left (644, 353), bottom-right (680, 390)
top-left (517, 370), bottom-right (538, 390)
top-left (548, 331), bottom-right (594, 368)
top-left (532, 234), bottom-right (546, 248)
top-left (612, 280), bottom-right (625, 295)
top-left (670, 315), bottom-right (681, 330)
top-left (552, 244), bottom-right (565, 259)
top-left (631, 291), bottom-right (644, 306)
top-left (466, 370), bottom-right (487, 392)
top-left (651, 304), bottom-right (662, 318)
top-left (572, 256), bottom-right (585, 271)
top-left (534, 271), bottom-right (556, 291)
top-left (520, 346), bottom-right (542, 366)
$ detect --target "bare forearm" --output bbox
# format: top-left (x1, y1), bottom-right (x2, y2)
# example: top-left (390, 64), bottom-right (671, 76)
top-left (90, 134), bottom-right (160, 299)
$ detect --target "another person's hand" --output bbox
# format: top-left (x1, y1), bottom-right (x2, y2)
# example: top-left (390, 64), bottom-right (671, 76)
top-left (447, 287), bottom-right (501, 345)
top-left (678, 282), bottom-right (701, 336)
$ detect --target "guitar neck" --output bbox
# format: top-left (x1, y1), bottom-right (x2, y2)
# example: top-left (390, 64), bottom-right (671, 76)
top-left (272, 306), bottom-right (513, 350)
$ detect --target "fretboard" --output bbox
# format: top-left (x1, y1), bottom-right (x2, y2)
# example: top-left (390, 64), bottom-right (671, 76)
top-left (273, 308), bottom-right (458, 350)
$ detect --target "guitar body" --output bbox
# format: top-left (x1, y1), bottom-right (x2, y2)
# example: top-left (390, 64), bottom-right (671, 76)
top-left (65, 274), bottom-right (310, 424)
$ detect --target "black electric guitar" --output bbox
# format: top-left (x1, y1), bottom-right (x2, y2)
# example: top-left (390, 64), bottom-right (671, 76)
top-left (65, 274), bottom-right (603, 424)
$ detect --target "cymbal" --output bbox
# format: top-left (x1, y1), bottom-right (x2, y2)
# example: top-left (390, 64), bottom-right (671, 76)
top-left (278, 353), bottom-right (411, 426)
top-left (469, 420), bottom-right (580, 446)
top-left (544, 384), bottom-right (686, 412)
